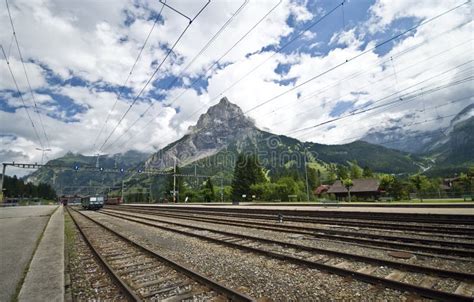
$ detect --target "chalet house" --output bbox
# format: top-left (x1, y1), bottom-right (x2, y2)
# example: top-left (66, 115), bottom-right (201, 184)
top-left (327, 178), bottom-right (381, 201)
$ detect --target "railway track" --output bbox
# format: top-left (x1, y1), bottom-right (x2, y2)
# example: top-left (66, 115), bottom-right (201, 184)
top-left (98, 209), bottom-right (474, 302)
top-left (65, 210), bottom-right (129, 301)
top-left (106, 207), bottom-right (474, 258)
top-left (121, 205), bottom-right (474, 225)
top-left (117, 205), bottom-right (474, 236)
top-left (67, 207), bottom-right (253, 302)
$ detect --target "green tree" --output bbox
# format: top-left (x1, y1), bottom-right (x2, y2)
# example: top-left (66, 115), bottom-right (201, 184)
top-left (458, 173), bottom-right (473, 195)
top-left (307, 167), bottom-right (319, 191)
top-left (409, 175), bottom-right (431, 202)
top-left (231, 154), bottom-right (265, 201)
top-left (343, 178), bottom-right (353, 202)
top-left (350, 161), bottom-right (363, 179)
top-left (336, 164), bottom-right (349, 180)
top-left (362, 166), bottom-right (374, 178)
top-left (202, 177), bottom-right (215, 202)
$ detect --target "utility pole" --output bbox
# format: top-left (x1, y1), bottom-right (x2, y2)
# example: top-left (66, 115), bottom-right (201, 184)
top-left (304, 150), bottom-right (310, 202)
top-left (173, 157), bottom-right (177, 203)
top-left (121, 179), bottom-right (125, 203)
top-left (149, 176), bottom-right (152, 203)
top-left (95, 153), bottom-right (100, 168)
top-left (220, 177), bottom-right (223, 203)
top-left (0, 163), bottom-right (6, 203)
top-left (194, 164), bottom-right (197, 189)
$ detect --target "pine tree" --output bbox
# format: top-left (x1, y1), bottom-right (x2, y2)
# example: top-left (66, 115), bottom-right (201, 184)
top-left (203, 177), bottom-right (215, 202)
top-left (231, 154), bottom-right (264, 201)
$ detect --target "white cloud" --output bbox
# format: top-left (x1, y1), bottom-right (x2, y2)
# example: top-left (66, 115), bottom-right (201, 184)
top-left (0, 0), bottom-right (472, 176)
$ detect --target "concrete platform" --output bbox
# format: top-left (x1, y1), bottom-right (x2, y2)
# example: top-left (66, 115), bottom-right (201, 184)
top-left (0, 206), bottom-right (58, 302)
top-left (18, 205), bottom-right (64, 302)
top-left (125, 203), bottom-right (474, 215)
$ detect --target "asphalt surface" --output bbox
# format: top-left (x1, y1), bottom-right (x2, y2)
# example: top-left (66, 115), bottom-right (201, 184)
top-left (0, 206), bottom-right (57, 302)
top-left (18, 206), bottom-right (64, 302)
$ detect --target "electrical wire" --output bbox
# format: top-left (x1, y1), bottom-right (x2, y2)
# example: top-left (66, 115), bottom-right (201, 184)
top-left (292, 70), bottom-right (472, 139)
top-left (100, 0), bottom-right (250, 153)
top-left (97, 0), bottom-right (210, 154)
top-left (241, 1), bottom-right (471, 117)
top-left (92, 2), bottom-right (166, 152)
top-left (265, 38), bottom-right (472, 128)
top-left (103, 0), bottom-right (283, 153)
top-left (6, 0), bottom-right (50, 149)
top-left (1, 45), bottom-right (45, 148)
top-left (182, 0), bottom-right (345, 121)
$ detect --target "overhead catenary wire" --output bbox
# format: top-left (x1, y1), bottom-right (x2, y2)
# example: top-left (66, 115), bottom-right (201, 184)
top-left (292, 70), bottom-right (473, 139)
top-left (313, 95), bottom-right (472, 145)
top-left (260, 19), bottom-right (472, 120)
top-left (100, 0), bottom-right (250, 153)
top-left (92, 2), bottom-right (166, 152)
top-left (240, 0), bottom-right (471, 118)
top-left (342, 114), bottom-right (459, 149)
top-left (106, 0), bottom-right (342, 153)
top-left (5, 0), bottom-right (50, 149)
top-left (111, 0), bottom-right (470, 156)
top-left (97, 0), bottom-right (211, 154)
top-left (103, 0), bottom-right (283, 153)
top-left (265, 37), bottom-right (472, 128)
top-left (1, 45), bottom-right (45, 149)
top-left (128, 0), bottom-right (470, 152)
top-left (182, 0), bottom-right (346, 122)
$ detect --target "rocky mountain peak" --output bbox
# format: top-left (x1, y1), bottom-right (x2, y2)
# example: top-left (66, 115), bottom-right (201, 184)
top-left (147, 97), bottom-right (259, 169)
top-left (189, 97), bottom-right (255, 133)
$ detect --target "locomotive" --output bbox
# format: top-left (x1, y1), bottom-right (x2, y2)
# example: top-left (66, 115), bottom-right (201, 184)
top-left (81, 195), bottom-right (105, 210)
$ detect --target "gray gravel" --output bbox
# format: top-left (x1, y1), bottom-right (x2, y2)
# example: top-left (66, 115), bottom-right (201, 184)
top-left (105, 209), bottom-right (474, 274)
top-left (65, 211), bottom-right (128, 301)
top-left (87, 210), bottom-right (430, 301)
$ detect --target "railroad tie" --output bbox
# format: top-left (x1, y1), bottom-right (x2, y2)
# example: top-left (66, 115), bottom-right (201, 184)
top-left (385, 270), bottom-right (407, 282)
top-left (357, 266), bottom-right (377, 275)
top-left (134, 275), bottom-right (176, 289)
top-left (418, 276), bottom-right (437, 289)
top-left (119, 263), bottom-right (160, 274)
top-left (129, 268), bottom-right (169, 282)
top-left (454, 282), bottom-right (474, 297)
top-left (334, 261), bottom-right (352, 269)
top-left (141, 281), bottom-right (191, 299)
top-left (161, 288), bottom-right (207, 302)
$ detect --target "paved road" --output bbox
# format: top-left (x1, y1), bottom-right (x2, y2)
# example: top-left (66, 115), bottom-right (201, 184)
top-left (0, 206), bottom-right (57, 302)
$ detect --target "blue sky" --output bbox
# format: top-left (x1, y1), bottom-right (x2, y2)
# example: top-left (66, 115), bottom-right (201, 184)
top-left (0, 0), bottom-right (472, 175)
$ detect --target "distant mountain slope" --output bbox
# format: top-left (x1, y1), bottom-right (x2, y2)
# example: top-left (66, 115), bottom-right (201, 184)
top-left (26, 150), bottom-right (148, 194)
top-left (146, 98), bottom-right (422, 176)
top-left (426, 116), bottom-right (474, 176)
top-left (362, 103), bottom-right (474, 154)
top-left (27, 98), bottom-right (432, 193)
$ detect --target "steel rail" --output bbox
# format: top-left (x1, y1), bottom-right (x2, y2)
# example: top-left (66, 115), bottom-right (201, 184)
top-left (124, 205), bottom-right (474, 225)
top-left (107, 207), bottom-right (474, 256)
top-left (69, 207), bottom-right (254, 302)
top-left (122, 206), bottom-right (474, 236)
top-left (66, 207), bottom-right (141, 301)
top-left (99, 209), bottom-right (473, 302)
